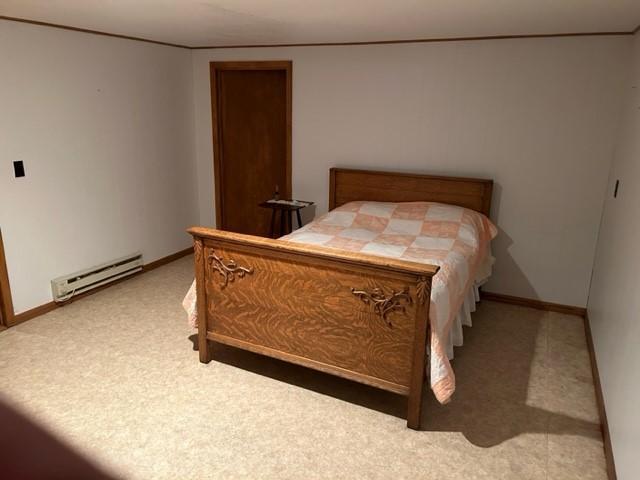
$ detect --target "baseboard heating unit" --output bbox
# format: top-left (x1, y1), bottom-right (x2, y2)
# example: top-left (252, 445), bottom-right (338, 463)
top-left (51, 252), bottom-right (143, 302)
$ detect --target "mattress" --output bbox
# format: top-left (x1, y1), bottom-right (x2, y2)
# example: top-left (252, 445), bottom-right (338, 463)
top-left (183, 200), bottom-right (497, 404)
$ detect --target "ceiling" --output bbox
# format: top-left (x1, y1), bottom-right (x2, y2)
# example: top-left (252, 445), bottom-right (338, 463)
top-left (1, 0), bottom-right (639, 48)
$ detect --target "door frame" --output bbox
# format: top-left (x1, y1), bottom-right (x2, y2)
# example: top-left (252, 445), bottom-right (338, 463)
top-left (209, 60), bottom-right (293, 229)
top-left (0, 229), bottom-right (14, 328)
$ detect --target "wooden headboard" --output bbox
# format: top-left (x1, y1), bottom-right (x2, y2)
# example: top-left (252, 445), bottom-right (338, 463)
top-left (329, 168), bottom-right (493, 217)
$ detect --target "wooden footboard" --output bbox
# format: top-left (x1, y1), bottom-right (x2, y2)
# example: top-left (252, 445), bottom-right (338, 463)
top-left (188, 227), bottom-right (439, 429)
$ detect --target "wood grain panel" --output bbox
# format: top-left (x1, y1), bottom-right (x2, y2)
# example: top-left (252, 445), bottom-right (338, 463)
top-left (208, 332), bottom-right (409, 394)
top-left (204, 243), bottom-right (419, 387)
top-left (329, 168), bottom-right (493, 217)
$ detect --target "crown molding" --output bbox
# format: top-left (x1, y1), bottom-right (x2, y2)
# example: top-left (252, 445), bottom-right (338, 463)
top-left (1, 15), bottom-right (636, 50)
top-left (0, 15), bottom-right (190, 49)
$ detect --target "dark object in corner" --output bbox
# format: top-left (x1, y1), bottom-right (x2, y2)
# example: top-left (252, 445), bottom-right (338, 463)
top-left (259, 199), bottom-right (314, 238)
top-left (0, 399), bottom-right (115, 479)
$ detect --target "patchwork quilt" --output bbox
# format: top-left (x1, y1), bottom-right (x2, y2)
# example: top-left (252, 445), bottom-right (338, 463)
top-left (183, 200), bottom-right (497, 404)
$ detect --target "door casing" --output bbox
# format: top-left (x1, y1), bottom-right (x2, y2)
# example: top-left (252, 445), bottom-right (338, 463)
top-left (0, 229), bottom-right (14, 327)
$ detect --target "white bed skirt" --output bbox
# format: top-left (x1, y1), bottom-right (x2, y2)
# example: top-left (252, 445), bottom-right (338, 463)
top-left (443, 250), bottom-right (493, 360)
top-left (445, 283), bottom-right (481, 360)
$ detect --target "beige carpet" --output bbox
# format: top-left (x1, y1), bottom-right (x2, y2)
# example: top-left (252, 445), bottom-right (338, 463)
top-left (0, 255), bottom-right (606, 479)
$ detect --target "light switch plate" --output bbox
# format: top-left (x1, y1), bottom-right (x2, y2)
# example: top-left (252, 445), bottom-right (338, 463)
top-left (13, 161), bottom-right (25, 178)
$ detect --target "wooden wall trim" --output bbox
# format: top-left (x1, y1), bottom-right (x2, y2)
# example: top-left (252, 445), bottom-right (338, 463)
top-left (0, 15), bottom-right (190, 49)
top-left (10, 302), bottom-right (58, 327)
top-left (584, 312), bottom-right (617, 480)
top-left (0, 15), bottom-right (634, 50)
top-left (0, 230), bottom-right (15, 327)
top-left (481, 291), bottom-right (587, 316)
top-left (141, 247), bottom-right (194, 272)
top-left (6, 247), bottom-right (194, 328)
top-left (191, 31), bottom-right (634, 50)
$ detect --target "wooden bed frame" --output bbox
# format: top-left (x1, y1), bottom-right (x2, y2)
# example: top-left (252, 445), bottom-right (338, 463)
top-left (188, 168), bottom-right (493, 429)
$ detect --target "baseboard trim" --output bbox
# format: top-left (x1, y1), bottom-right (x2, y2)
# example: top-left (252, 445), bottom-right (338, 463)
top-left (9, 247), bottom-right (193, 327)
top-left (481, 291), bottom-right (587, 316)
top-left (10, 302), bottom-right (59, 326)
top-left (584, 312), bottom-right (617, 480)
top-left (142, 247), bottom-right (193, 272)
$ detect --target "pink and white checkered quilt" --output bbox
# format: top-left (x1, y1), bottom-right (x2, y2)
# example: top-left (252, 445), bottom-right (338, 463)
top-left (183, 201), bottom-right (497, 404)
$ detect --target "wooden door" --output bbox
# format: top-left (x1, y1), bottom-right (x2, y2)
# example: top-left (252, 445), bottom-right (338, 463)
top-left (211, 61), bottom-right (292, 237)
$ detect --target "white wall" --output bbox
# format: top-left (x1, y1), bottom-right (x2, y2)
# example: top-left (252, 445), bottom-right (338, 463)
top-left (587, 32), bottom-right (640, 480)
top-left (0, 25), bottom-right (631, 312)
top-left (192, 36), bottom-right (630, 307)
top-left (0, 21), bottom-right (199, 313)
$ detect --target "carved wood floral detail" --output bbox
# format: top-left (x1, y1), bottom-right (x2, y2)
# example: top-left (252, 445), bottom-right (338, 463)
top-left (207, 251), bottom-right (253, 288)
top-left (194, 238), bottom-right (203, 263)
top-left (351, 286), bottom-right (412, 327)
top-left (416, 276), bottom-right (431, 305)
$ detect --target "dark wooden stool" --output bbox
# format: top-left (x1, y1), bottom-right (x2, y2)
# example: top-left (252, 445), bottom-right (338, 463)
top-left (258, 200), bottom-right (314, 238)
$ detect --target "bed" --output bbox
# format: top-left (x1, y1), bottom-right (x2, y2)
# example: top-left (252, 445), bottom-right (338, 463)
top-left (184, 168), bottom-right (496, 429)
